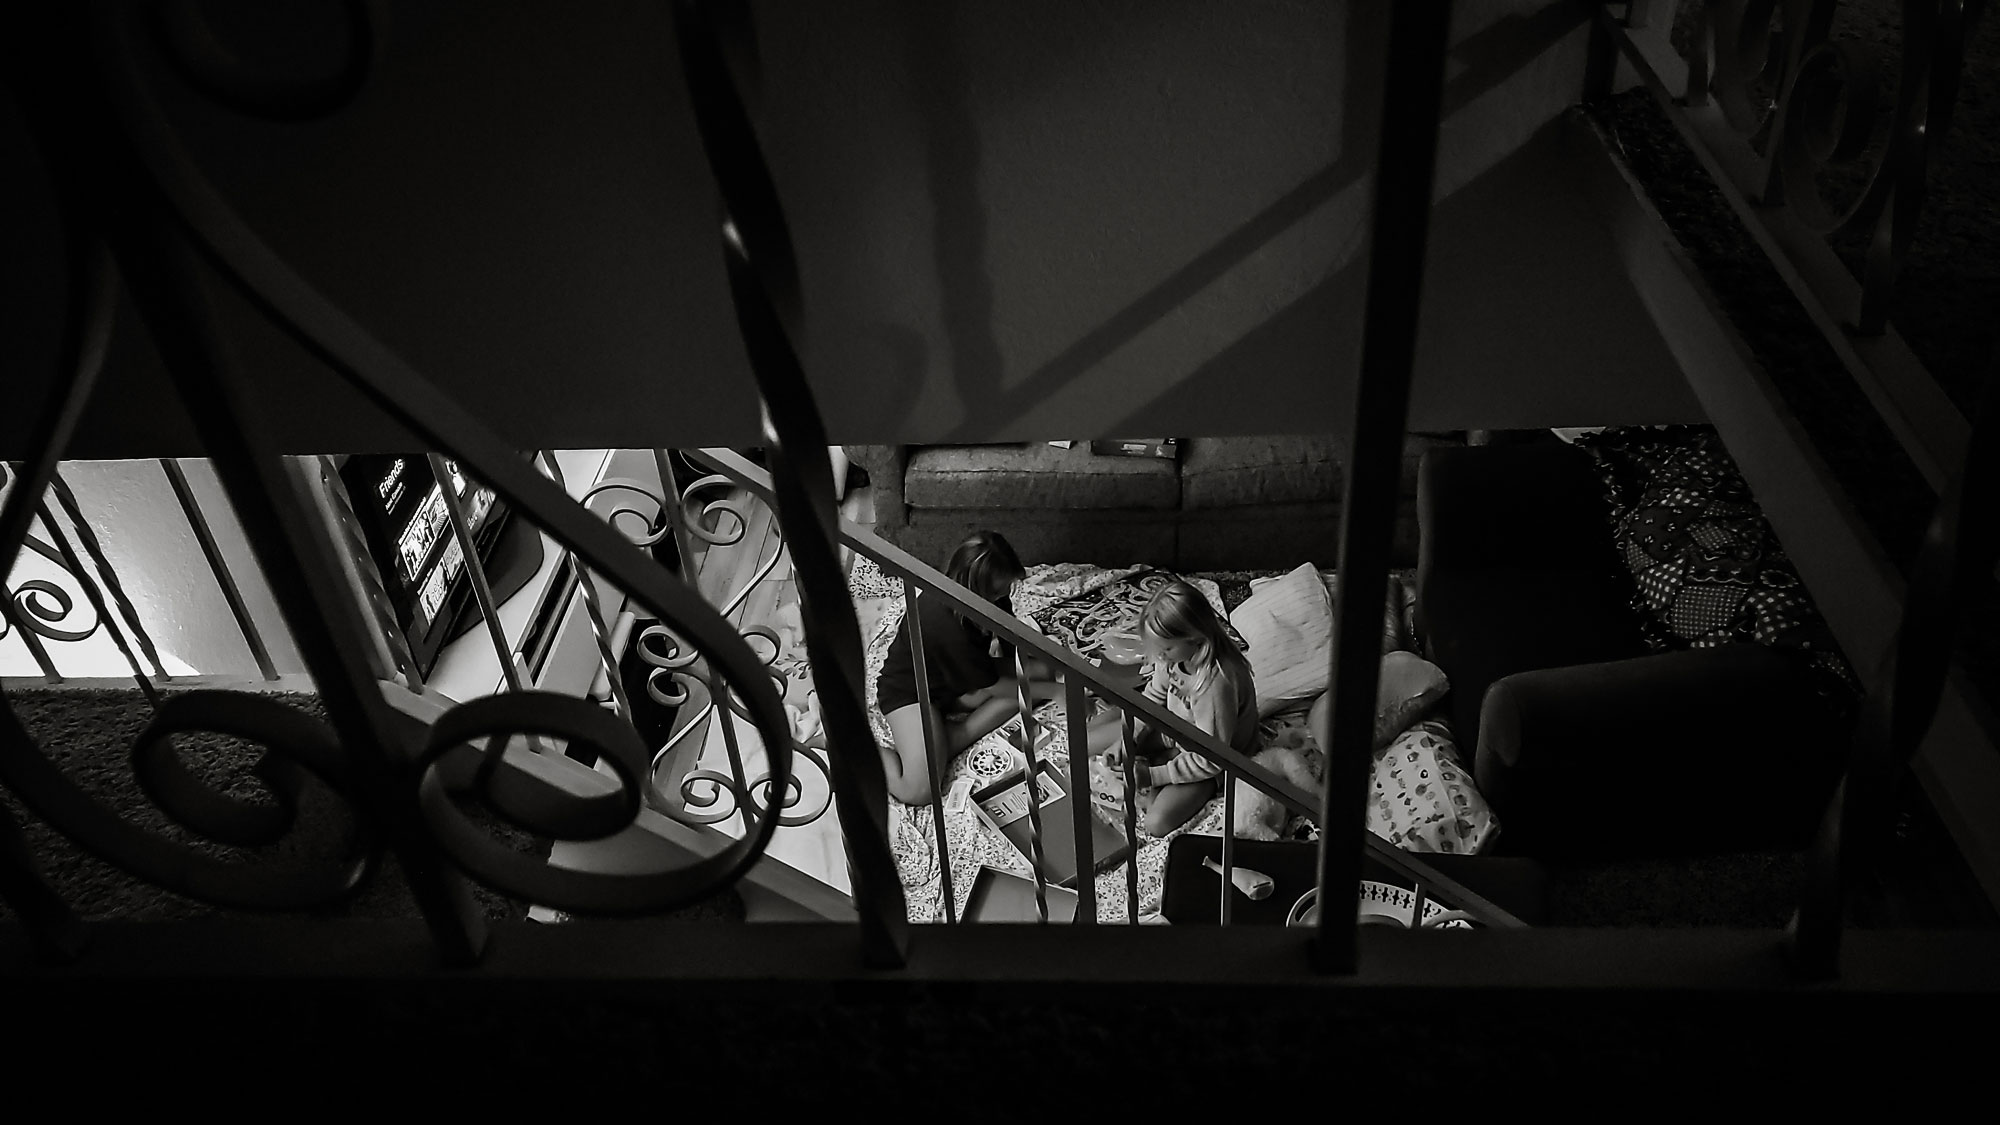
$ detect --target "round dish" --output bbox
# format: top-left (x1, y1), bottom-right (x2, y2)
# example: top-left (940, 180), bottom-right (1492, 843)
top-left (1285, 883), bottom-right (1476, 929)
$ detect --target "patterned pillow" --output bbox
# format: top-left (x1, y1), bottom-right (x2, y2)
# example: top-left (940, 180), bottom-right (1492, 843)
top-left (1370, 719), bottom-right (1497, 854)
top-left (1573, 426), bottom-right (1860, 702)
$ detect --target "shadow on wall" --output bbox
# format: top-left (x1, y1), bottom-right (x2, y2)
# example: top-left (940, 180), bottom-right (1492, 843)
top-left (909, 0), bottom-right (1594, 443)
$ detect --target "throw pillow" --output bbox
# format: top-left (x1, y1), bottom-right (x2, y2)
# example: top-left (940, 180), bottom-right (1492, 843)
top-left (1230, 562), bottom-right (1333, 717)
top-left (1305, 650), bottom-right (1451, 756)
top-left (1370, 719), bottom-right (1498, 854)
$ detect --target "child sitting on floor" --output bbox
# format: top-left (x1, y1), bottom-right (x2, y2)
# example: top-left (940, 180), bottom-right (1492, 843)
top-left (876, 531), bottom-right (1059, 805)
top-left (1088, 579), bottom-right (1259, 837)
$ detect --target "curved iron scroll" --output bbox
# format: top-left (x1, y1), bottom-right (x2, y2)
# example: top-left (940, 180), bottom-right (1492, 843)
top-left (0, 2), bottom-right (803, 958)
top-left (671, 0), bottom-right (909, 962)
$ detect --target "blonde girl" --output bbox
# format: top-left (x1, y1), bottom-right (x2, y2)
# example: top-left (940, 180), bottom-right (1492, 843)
top-left (1089, 579), bottom-right (1259, 836)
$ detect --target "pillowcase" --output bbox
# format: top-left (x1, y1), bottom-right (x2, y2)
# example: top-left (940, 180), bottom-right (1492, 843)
top-left (1370, 719), bottom-right (1498, 854)
top-left (1231, 565), bottom-right (1425, 718)
top-left (1230, 562), bottom-right (1333, 717)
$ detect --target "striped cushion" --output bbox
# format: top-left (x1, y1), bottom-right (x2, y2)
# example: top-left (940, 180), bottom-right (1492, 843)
top-left (1229, 562), bottom-right (1334, 717)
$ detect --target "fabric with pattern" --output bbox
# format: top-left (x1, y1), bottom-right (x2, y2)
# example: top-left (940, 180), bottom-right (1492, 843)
top-left (1572, 426), bottom-right (1862, 705)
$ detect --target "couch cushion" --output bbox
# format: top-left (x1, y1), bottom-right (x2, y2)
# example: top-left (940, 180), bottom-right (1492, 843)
top-left (1181, 435), bottom-right (1444, 511)
top-left (1180, 436), bottom-right (1345, 510)
top-left (904, 444), bottom-right (1179, 511)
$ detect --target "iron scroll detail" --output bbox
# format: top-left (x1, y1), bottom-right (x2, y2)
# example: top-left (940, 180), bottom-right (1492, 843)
top-left (0, 1), bottom-right (804, 954)
top-left (670, 0), bottom-right (910, 962)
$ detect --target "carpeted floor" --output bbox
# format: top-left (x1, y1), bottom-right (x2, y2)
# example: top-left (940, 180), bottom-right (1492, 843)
top-left (0, 687), bottom-right (552, 925)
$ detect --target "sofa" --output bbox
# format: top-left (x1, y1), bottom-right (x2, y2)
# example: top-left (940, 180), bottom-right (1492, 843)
top-left (845, 435), bottom-right (1456, 572)
top-left (1413, 433), bottom-right (1852, 860)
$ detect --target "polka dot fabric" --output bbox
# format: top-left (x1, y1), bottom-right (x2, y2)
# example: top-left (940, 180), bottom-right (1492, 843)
top-left (1573, 426), bottom-right (1862, 704)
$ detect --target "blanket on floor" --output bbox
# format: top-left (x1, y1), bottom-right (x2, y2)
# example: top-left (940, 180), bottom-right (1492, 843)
top-left (851, 557), bottom-right (1316, 923)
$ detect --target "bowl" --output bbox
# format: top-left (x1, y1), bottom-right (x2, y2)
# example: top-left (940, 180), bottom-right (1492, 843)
top-left (1096, 628), bottom-right (1148, 666)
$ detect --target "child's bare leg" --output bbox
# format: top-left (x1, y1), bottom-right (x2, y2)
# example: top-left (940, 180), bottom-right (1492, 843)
top-left (1144, 777), bottom-right (1218, 837)
top-left (882, 703), bottom-right (940, 806)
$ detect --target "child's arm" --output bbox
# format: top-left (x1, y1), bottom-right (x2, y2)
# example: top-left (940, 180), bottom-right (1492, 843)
top-left (1143, 670), bottom-right (1235, 787)
top-left (1129, 660), bottom-right (1170, 742)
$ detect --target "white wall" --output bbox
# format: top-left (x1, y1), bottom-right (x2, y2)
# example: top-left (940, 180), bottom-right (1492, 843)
top-left (1, 460), bottom-right (303, 678)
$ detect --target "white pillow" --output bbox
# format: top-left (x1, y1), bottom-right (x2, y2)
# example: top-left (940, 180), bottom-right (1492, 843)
top-left (1229, 562), bottom-right (1334, 717)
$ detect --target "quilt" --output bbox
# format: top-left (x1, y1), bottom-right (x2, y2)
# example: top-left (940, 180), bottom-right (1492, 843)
top-left (850, 557), bottom-right (1316, 923)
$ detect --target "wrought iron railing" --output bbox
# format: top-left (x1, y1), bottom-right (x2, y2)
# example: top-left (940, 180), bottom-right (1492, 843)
top-left (1, 0), bottom-right (1995, 1002)
top-left (676, 446), bottom-right (1528, 932)
top-left (1589, 0), bottom-right (2000, 973)
top-left (1593, 0), bottom-right (1982, 489)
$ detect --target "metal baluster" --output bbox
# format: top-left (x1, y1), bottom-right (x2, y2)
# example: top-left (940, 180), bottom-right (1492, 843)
top-left (160, 457), bottom-right (278, 681)
top-left (32, 499), bottom-right (156, 705)
top-left (1789, 363), bottom-right (2000, 977)
top-left (1220, 768), bottom-right (1235, 926)
top-left (542, 452), bottom-right (634, 723)
top-left (429, 456), bottom-right (520, 697)
top-left (1063, 672), bottom-right (1097, 925)
top-left (113, 222), bottom-right (487, 962)
top-left (0, 225), bottom-right (113, 694)
top-left (1681, 3), bottom-right (1712, 107)
top-left (1011, 645), bottom-right (1050, 924)
top-left (671, 0), bottom-right (909, 966)
top-left (429, 454), bottom-right (539, 772)
top-left (46, 469), bottom-right (169, 685)
top-left (1122, 709), bottom-right (1140, 924)
top-left (903, 585), bottom-right (957, 924)
top-left (0, 465), bottom-right (63, 683)
top-left (1313, 0), bottom-right (1454, 974)
top-left (0, 231), bottom-right (111, 965)
top-left (315, 455), bottom-right (420, 689)
top-left (654, 448), bottom-right (754, 826)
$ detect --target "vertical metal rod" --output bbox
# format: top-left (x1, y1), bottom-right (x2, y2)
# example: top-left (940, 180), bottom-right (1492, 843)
top-left (1122, 709), bottom-right (1140, 924)
top-left (1313, 0), bottom-right (1454, 975)
top-left (1410, 881), bottom-right (1428, 930)
top-left (429, 454), bottom-right (535, 772)
top-left (1681, 6), bottom-right (1712, 107)
top-left (429, 455), bottom-right (522, 695)
top-left (1063, 672), bottom-right (1097, 925)
top-left (1, 465), bottom-right (65, 683)
top-left (159, 457), bottom-right (277, 680)
top-left (542, 452), bottom-right (634, 722)
top-left (1789, 357), bottom-right (2000, 977)
top-left (46, 469), bottom-right (168, 680)
top-left (315, 455), bottom-right (420, 689)
top-left (33, 501), bottom-right (155, 705)
top-left (1220, 768), bottom-right (1235, 926)
top-left (903, 585), bottom-right (957, 924)
top-left (0, 233), bottom-right (114, 687)
top-left (1011, 645), bottom-right (1050, 924)
top-left (114, 219), bottom-right (487, 965)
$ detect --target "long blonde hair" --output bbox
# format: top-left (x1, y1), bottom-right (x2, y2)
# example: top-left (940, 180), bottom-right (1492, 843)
top-left (1139, 580), bottom-right (1254, 705)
